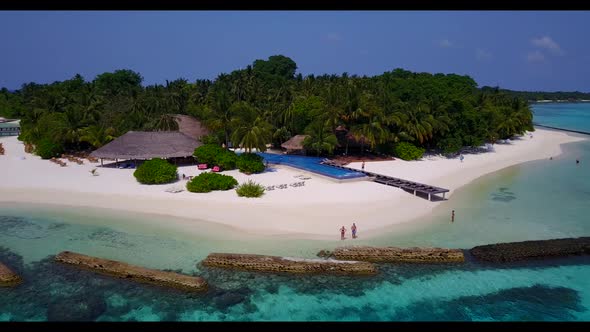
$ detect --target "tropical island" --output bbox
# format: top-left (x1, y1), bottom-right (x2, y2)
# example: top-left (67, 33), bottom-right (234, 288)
top-left (0, 55), bottom-right (585, 238)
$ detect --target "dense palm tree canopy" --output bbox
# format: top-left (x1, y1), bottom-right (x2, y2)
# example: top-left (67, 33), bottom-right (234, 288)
top-left (0, 55), bottom-right (535, 157)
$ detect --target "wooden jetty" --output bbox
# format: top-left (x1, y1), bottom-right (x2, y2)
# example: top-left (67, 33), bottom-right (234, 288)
top-left (0, 261), bottom-right (22, 287)
top-left (202, 253), bottom-right (378, 275)
top-left (321, 160), bottom-right (450, 201)
top-left (318, 246), bottom-right (464, 263)
top-left (55, 251), bottom-right (208, 292)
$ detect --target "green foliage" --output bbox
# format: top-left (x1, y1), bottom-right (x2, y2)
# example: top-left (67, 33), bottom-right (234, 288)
top-left (200, 134), bottom-right (221, 145)
top-left (303, 121), bottom-right (338, 156)
top-left (133, 158), bottom-right (178, 184)
top-left (35, 138), bottom-right (63, 159)
top-left (394, 142), bottom-right (425, 161)
top-left (272, 126), bottom-right (291, 148)
top-left (193, 144), bottom-right (226, 165)
top-left (437, 136), bottom-right (463, 154)
top-left (236, 153), bottom-right (265, 174)
top-left (93, 69), bottom-right (143, 97)
top-left (186, 172), bottom-right (238, 193)
top-left (193, 144), bottom-right (237, 170)
top-left (216, 152), bottom-right (238, 170)
top-left (6, 57), bottom-right (536, 161)
top-left (229, 102), bottom-right (272, 153)
top-left (482, 86), bottom-right (590, 102)
top-left (253, 55), bottom-right (297, 80)
top-left (235, 180), bottom-right (265, 198)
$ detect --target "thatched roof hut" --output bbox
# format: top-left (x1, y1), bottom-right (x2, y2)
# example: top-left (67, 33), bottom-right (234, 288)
top-left (281, 135), bottom-right (309, 152)
top-left (173, 114), bottom-right (210, 141)
top-left (90, 131), bottom-right (201, 160)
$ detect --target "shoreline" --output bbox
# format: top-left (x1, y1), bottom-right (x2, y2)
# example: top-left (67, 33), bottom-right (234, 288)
top-left (0, 128), bottom-right (586, 240)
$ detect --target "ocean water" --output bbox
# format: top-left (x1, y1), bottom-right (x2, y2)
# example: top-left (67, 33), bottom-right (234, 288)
top-left (1, 103), bottom-right (590, 321)
top-left (533, 102), bottom-right (590, 133)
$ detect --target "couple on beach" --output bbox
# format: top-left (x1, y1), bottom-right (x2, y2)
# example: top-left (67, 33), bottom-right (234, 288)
top-left (340, 223), bottom-right (357, 240)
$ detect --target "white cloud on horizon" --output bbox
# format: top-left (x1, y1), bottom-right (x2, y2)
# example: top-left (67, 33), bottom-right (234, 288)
top-left (476, 48), bottom-right (493, 61)
top-left (526, 50), bottom-right (546, 63)
top-left (531, 36), bottom-right (564, 55)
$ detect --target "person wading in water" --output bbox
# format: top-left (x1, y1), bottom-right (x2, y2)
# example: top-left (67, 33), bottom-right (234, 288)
top-left (340, 226), bottom-right (347, 240)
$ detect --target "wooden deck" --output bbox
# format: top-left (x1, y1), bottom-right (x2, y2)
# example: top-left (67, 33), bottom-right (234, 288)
top-left (321, 160), bottom-right (450, 201)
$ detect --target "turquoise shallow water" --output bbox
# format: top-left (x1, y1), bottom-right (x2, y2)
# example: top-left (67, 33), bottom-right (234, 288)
top-left (533, 102), bottom-right (590, 133)
top-left (1, 103), bottom-right (590, 321)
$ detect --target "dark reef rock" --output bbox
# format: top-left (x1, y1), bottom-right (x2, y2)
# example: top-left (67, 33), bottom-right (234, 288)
top-left (202, 253), bottom-right (377, 276)
top-left (319, 246), bottom-right (465, 263)
top-left (0, 261), bottom-right (22, 287)
top-left (55, 251), bottom-right (208, 292)
top-left (470, 237), bottom-right (590, 263)
top-left (46, 293), bottom-right (107, 321)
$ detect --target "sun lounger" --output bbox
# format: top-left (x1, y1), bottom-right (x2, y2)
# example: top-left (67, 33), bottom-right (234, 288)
top-left (165, 185), bottom-right (185, 193)
top-left (212, 166), bottom-right (221, 172)
top-left (198, 164), bottom-right (208, 170)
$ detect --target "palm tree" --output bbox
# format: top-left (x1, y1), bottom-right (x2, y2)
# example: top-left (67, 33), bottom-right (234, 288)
top-left (79, 125), bottom-right (115, 149)
top-left (349, 118), bottom-right (390, 152)
top-left (230, 102), bottom-right (272, 153)
top-left (303, 120), bottom-right (339, 156)
top-left (152, 114), bottom-right (179, 131)
top-left (398, 103), bottom-right (435, 144)
top-left (205, 87), bottom-right (233, 148)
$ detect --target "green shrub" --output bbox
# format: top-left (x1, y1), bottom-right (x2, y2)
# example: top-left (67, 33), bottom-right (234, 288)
top-left (236, 153), bottom-right (265, 174)
top-left (186, 172), bottom-right (238, 193)
top-left (133, 158), bottom-right (178, 184)
top-left (394, 142), bottom-right (425, 161)
top-left (216, 152), bottom-right (238, 170)
top-left (193, 144), bottom-right (225, 165)
top-left (437, 137), bottom-right (463, 154)
top-left (236, 180), bottom-right (265, 198)
top-left (193, 144), bottom-right (237, 170)
top-left (35, 138), bottom-right (63, 159)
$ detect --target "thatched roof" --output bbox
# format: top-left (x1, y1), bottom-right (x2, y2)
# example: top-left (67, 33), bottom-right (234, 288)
top-left (345, 132), bottom-right (370, 145)
top-left (90, 131), bottom-right (201, 160)
top-left (173, 114), bottom-right (210, 141)
top-left (281, 135), bottom-right (309, 151)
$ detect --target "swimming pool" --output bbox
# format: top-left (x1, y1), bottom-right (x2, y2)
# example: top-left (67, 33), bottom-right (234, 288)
top-left (257, 153), bottom-right (366, 180)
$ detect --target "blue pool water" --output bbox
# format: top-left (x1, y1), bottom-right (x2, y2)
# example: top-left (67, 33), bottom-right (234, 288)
top-left (257, 153), bottom-right (366, 180)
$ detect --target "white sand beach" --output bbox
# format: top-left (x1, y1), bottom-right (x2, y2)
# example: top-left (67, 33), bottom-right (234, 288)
top-left (0, 128), bottom-right (586, 240)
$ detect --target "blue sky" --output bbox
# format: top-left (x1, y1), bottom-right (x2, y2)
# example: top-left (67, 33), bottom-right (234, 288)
top-left (1, 11), bottom-right (589, 91)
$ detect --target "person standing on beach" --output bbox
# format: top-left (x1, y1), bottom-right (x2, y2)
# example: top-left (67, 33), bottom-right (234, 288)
top-left (451, 210), bottom-right (455, 223)
top-left (340, 226), bottom-right (347, 240)
top-left (361, 161), bottom-right (365, 171)
top-left (459, 155), bottom-right (464, 163)
top-left (351, 223), bottom-right (357, 239)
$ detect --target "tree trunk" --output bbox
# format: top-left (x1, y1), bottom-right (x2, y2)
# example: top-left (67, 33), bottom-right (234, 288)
top-left (225, 130), bottom-right (230, 150)
top-left (345, 138), bottom-right (349, 156)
